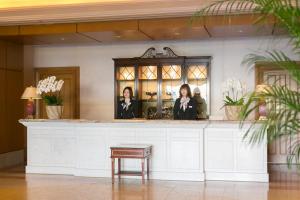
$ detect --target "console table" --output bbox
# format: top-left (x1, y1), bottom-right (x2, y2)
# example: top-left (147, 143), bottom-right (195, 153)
top-left (110, 144), bottom-right (152, 184)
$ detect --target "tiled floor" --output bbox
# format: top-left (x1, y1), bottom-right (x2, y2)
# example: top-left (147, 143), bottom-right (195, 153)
top-left (0, 166), bottom-right (300, 200)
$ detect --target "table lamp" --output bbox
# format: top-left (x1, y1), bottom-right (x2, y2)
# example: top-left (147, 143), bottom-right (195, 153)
top-left (255, 84), bottom-right (270, 120)
top-left (21, 86), bottom-right (41, 119)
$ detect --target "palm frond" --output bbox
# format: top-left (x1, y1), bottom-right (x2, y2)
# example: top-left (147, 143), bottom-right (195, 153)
top-left (287, 140), bottom-right (300, 169)
top-left (264, 85), bottom-right (300, 110)
top-left (240, 85), bottom-right (300, 166)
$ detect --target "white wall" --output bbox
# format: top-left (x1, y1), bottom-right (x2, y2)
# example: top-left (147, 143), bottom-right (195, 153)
top-left (29, 36), bottom-right (295, 120)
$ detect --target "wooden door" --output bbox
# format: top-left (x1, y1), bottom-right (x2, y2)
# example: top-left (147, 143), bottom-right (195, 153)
top-left (256, 65), bottom-right (300, 163)
top-left (35, 67), bottom-right (80, 119)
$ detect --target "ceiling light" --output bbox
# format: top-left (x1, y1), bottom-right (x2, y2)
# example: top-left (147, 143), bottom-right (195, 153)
top-left (0, 0), bottom-right (131, 9)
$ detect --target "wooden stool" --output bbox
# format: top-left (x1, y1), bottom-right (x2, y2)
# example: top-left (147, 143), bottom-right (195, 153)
top-left (110, 144), bottom-right (152, 184)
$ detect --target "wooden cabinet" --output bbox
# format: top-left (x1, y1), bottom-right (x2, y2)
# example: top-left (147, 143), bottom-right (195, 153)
top-left (114, 47), bottom-right (211, 119)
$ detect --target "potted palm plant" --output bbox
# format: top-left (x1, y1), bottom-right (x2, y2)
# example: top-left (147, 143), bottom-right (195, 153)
top-left (222, 78), bottom-right (247, 120)
top-left (194, 0), bottom-right (300, 168)
top-left (37, 76), bottom-right (64, 119)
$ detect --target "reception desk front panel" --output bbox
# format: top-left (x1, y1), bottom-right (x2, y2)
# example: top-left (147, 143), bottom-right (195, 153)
top-left (20, 120), bottom-right (268, 182)
top-left (205, 122), bottom-right (268, 182)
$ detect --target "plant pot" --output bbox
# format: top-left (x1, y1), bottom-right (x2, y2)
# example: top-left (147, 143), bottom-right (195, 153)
top-left (225, 105), bottom-right (242, 121)
top-left (46, 106), bottom-right (63, 120)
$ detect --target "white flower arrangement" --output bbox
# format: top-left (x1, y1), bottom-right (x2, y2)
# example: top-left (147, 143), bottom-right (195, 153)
top-left (222, 78), bottom-right (247, 106)
top-left (37, 76), bottom-right (64, 94)
top-left (37, 76), bottom-right (64, 106)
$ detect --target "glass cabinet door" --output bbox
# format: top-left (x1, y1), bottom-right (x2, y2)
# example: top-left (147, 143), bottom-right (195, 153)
top-left (116, 66), bottom-right (135, 101)
top-left (161, 65), bottom-right (182, 119)
top-left (186, 64), bottom-right (209, 116)
top-left (138, 65), bottom-right (158, 119)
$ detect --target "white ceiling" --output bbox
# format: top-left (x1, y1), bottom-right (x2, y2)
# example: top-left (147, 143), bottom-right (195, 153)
top-left (0, 0), bottom-right (210, 25)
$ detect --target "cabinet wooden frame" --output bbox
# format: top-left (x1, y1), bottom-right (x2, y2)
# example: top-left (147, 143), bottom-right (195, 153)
top-left (114, 56), bottom-right (212, 119)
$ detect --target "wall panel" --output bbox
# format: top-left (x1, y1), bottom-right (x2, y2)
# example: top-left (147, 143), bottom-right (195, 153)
top-left (0, 69), bottom-right (8, 153)
top-left (0, 41), bottom-right (5, 70)
top-left (0, 41), bottom-right (24, 154)
top-left (6, 70), bottom-right (24, 152)
top-left (6, 42), bottom-right (23, 70)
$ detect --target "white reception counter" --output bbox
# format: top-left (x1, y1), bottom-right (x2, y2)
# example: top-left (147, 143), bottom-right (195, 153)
top-left (20, 119), bottom-right (269, 182)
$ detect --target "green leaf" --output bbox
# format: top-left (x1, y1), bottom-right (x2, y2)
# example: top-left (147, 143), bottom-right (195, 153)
top-left (43, 95), bottom-right (63, 106)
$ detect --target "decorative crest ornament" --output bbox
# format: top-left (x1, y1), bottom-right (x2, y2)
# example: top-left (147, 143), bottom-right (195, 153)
top-left (140, 47), bottom-right (179, 58)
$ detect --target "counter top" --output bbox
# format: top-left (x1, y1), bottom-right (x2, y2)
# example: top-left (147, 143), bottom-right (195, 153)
top-left (19, 118), bottom-right (249, 124)
top-left (19, 119), bottom-right (254, 129)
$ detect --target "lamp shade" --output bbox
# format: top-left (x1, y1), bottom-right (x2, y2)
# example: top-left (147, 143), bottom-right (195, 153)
top-left (21, 86), bottom-right (41, 100)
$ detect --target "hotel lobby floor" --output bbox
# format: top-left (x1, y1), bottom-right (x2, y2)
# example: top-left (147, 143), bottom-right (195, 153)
top-left (0, 166), bottom-right (300, 200)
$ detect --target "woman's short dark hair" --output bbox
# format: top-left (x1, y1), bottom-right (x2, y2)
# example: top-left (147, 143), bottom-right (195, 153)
top-left (179, 84), bottom-right (192, 98)
top-left (123, 87), bottom-right (133, 99)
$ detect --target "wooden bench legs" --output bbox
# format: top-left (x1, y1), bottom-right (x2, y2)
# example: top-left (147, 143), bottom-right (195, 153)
top-left (146, 158), bottom-right (150, 180)
top-left (111, 158), bottom-right (115, 184)
top-left (111, 157), bottom-right (150, 184)
top-left (118, 158), bottom-right (121, 180)
top-left (141, 159), bottom-right (145, 183)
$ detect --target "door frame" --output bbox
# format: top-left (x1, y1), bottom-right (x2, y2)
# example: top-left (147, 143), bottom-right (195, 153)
top-left (35, 66), bottom-right (80, 119)
top-left (256, 64), bottom-right (279, 85)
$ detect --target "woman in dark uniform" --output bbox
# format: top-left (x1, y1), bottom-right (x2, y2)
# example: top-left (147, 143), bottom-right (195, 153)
top-left (173, 84), bottom-right (197, 120)
top-left (117, 87), bottom-right (138, 119)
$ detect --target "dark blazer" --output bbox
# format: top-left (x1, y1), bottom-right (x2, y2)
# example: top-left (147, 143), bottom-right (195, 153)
top-left (117, 99), bottom-right (138, 119)
top-left (173, 97), bottom-right (197, 120)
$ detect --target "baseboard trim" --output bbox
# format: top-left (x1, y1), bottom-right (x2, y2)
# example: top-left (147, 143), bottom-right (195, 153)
top-left (26, 166), bottom-right (205, 181)
top-left (26, 166), bottom-right (270, 182)
top-left (205, 172), bottom-right (269, 182)
top-left (0, 150), bottom-right (24, 169)
top-left (26, 166), bottom-right (74, 175)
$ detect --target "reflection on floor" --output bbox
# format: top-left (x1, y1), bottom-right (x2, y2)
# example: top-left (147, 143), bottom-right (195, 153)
top-left (0, 166), bottom-right (300, 200)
